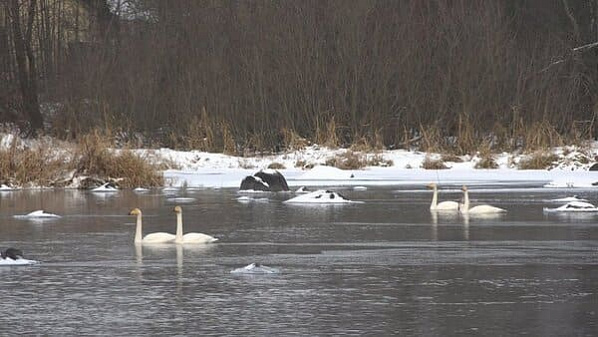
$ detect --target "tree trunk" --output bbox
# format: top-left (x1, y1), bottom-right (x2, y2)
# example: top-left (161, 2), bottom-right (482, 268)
top-left (8, 0), bottom-right (43, 135)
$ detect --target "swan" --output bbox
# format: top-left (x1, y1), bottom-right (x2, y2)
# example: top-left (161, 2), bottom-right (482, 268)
top-left (460, 186), bottom-right (506, 214)
top-left (173, 206), bottom-right (218, 244)
top-left (230, 262), bottom-right (280, 274)
top-left (92, 182), bottom-right (119, 192)
top-left (129, 208), bottom-right (175, 244)
top-left (543, 201), bottom-right (598, 213)
top-left (427, 183), bottom-right (460, 211)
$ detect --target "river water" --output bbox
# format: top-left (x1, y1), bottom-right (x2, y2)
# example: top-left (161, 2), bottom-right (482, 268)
top-left (1, 186), bottom-right (596, 335)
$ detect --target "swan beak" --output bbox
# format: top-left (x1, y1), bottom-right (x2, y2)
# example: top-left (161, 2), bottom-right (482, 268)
top-left (173, 206), bottom-right (182, 213)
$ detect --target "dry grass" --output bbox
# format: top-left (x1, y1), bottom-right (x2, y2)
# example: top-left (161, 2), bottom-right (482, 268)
top-left (325, 151), bottom-right (365, 169)
top-left (0, 136), bottom-right (67, 187)
top-left (421, 155), bottom-right (448, 170)
top-left (518, 150), bottom-right (559, 169)
top-left (350, 132), bottom-right (384, 152)
top-left (267, 162), bottom-right (286, 170)
top-left (474, 141), bottom-right (498, 169)
top-left (71, 131), bottom-right (164, 187)
top-left (325, 150), bottom-right (393, 170)
top-left (281, 128), bottom-right (309, 151)
top-left (441, 153), bottom-right (463, 163)
top-left (221, 122), bottom-right (237, 155)
top-left (315, 117), bottom-right (339, 148)
top-left (523, 121), bottom-right (563, 151)
top-left (419, 123), bottom-right (445, 153)
top-left (177, 107), bottom-right (215, 151)
top-left (475, 156), bottom-right (498, 169)
top-left (72, 131), bottom-right (163, 187)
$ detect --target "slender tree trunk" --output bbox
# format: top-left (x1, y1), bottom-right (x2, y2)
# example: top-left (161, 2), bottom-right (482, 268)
top-left (8, 0), bottom-right (43, 134)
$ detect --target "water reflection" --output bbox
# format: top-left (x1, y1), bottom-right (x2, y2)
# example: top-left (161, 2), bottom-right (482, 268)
top-left (430, 211), bottom-right (469, 240)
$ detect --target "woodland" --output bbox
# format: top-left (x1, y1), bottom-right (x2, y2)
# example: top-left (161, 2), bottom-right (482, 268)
top-left (2, 0), bottom-right (598, 155)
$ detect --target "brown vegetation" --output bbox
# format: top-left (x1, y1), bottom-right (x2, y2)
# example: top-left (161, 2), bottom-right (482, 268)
top-left (0, 131), bottom-right (163, 188)
top-left (0, 137), bottom-right (66, 186)
top-left (518, 151), bottom-right (560, 170)
top-left (325, 150), bottom-right (392, 170)
top-left (421, 156), bottom-right (449, 170)
top-left (1, 1), bottom-right (597, 154)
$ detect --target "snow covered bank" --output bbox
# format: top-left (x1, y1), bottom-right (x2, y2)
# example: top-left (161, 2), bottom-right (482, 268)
top-left (2, 133), bottom-right (598, 189)
top-left (155, 145), bottom-right (598, 189)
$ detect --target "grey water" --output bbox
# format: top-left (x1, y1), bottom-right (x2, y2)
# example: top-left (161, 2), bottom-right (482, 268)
top-left (1, 186), bottom-right (597, 336)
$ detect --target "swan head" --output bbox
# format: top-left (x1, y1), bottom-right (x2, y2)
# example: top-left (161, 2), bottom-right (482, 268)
top-left (173, 205), bottom-right (182, 214)
top-left (426, 183), bottom-right (437, 189)
top-left (129, 208), bottom-right (142, 216)
top-left (461, 185), bottom-right (468, 192)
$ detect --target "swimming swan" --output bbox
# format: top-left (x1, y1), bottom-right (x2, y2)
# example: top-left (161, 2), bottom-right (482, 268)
top-left (427, 183), bottom-right (460, 211)
top-left (129, 208), bottom-right (175, 244)
top-left (460, 186), bottom-right (506, 214)
top-left (230, 263), bottom-right (280, 274)
top-left (173, 206), bottom-right (218, 244)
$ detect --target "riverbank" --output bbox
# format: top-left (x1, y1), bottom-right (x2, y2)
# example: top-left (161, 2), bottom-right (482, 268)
top-left (2, 132), bottom-right (597, 190)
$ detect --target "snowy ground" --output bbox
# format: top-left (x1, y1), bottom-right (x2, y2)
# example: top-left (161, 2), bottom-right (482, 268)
top-left (2, 132), bottom-right (597, 189)
top-left (142, 145), bottom-right (598, 189)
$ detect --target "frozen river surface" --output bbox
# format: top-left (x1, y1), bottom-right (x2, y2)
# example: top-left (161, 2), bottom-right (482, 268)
top-left (1, 186), bottom-right (597, 335)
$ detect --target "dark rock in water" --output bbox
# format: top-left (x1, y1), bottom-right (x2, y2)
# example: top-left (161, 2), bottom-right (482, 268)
top-left (240, 176), bottom-right (270, 191)
top-left (1, 247), bottom-right (23, 260)
top-left (240, 170), bottom-right (289, 192)
top-left (589, 163), bottom-right (598, 171)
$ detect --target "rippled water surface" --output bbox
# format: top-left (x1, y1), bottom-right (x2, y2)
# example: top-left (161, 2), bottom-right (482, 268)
top-left (1, 186), bottom-right (597, 335)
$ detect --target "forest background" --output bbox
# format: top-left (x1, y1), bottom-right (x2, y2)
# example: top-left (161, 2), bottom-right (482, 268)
top-left (2, 0), bottom-right (598, 157)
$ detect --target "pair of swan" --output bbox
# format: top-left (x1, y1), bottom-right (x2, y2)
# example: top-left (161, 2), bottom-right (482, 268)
top-left (129, 206), bottom-right (218, 244)
top-left (428, 183), bottom-right (506, 214)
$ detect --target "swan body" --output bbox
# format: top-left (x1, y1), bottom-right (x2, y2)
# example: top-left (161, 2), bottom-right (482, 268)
top-left (173, 206), bottom-right (218, 244)
top-left (548, 196), bottom-right (588, 203)
top-left (427, 183), bottom-right (460, 211)
top-left (284, 190), bottom-right (360, 204)
top-left (460, 186), bottom-right (506, 214)
top-left (14, 210), bottom-right (61, 219)
top-left (543, 201), bottom-right (598, 213)
top-left (129, 208), bottom-right (175, 244)
top-left (230, 263), bottom-right (280, 274)
top-left (92, 182), bottom-right (119, 192)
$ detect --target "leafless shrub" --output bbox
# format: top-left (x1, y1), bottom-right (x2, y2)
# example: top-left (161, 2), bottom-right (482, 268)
top-left (518, 151), bottom-right (559, 170)
top-left (0, 136), bottom-right (67, 186)
top-left (268, 162), bottom-right (286, 170)
top-left (72, 131), bottom-right (163, 187)
top-left (421, 156), bottom-right (448, 170)
top-left (474, 141), bottom-right (499, 169)
top-left (441, 154), bottom-right (463, 163)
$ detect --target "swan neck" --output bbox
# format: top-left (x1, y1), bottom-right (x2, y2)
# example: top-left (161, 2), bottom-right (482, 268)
top-left (175, 212), bottom-right (183, 243)
top-left (134, 213), bottom-right (143, 243)
top-left (430, 186), bottom-right (438, 208)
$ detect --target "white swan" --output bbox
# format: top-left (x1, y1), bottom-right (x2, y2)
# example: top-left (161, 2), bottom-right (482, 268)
top-left (543, 201), bottom-right (598, 213)
top-left (427, 183), bottom-right (460, 211)
top-left (230, 262), bottom-right (280, 274)
top-left (173, 206), bottom-right (218, 244)
top-left (460, 186), bottom-right (506, 214)
top-left (129, 208), bottom-right (175, 244)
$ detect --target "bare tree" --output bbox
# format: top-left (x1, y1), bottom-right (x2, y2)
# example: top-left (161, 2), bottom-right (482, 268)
top-left (6, 0), bottom-right (43, 134)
